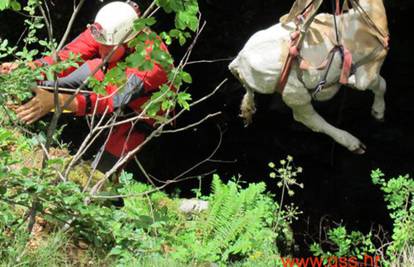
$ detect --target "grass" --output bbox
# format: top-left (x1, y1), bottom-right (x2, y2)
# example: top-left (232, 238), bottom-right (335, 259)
top-left (0, 230), bottom-right (109, 267)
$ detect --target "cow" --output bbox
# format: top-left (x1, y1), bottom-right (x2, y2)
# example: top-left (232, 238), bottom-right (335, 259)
top-left (229, 0), bottom-right (389, 154)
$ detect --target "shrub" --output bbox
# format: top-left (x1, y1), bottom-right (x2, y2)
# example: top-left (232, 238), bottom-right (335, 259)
top-left (0, 127), bottom-right (301, 266)
top-left (371, 169), bottom-right (414, 264)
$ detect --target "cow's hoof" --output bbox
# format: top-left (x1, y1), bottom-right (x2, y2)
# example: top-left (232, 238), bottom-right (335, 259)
top-left (371, 109), bottom-right (385, 122)
top-left (352, 143), bottom-right (366, 155)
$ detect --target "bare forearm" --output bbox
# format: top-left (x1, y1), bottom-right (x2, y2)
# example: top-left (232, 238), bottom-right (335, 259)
top-left (59, 94), bottom-right (79, 112)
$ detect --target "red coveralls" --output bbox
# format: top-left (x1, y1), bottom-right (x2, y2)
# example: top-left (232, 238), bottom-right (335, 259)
top-left (37, 28), bottom-right (170, 171)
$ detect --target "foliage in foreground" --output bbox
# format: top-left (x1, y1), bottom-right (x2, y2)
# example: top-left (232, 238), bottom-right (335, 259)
top-left (309, 170), bottom-right (414, 267)
top-left (0, 126), bottom-right (300, 266)
top-left (371, 169), bottom-right (414, 265)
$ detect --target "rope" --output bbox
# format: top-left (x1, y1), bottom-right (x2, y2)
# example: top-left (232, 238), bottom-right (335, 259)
top-left (312, 47), bottom-right (340, 99)
top-left (331, 0), bottom-right (341, 44)
top-left (352, 0), bottom-right (388, 38)
top-left (276, 0), bottom-right (324, 93)
top-left (301, 0), bottom-right (317, 16)
top-left (312, 0), bottom-right (342, 99)
top-left (350, 0), bottom-right (389, 48)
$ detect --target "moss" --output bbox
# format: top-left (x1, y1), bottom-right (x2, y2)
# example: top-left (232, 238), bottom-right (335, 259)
top-left (67, 162), bottom-right (106, 189)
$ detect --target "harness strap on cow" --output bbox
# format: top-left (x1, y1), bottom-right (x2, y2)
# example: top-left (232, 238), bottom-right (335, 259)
top-left (332, 0), bottom-right (340, 44)
top-left (276, 0), bottom-right (389, 96)
top-left (277, 0), bottom-right (353, 96)
top-left (312, 0), bottom-right (346, 98)
top-left (351, 0), bottom-right (389, 49)
top-left (312, 45), bottom-right (341, 98)
top-left (276, 0), bottom-right (324, 93)
top-left (312, 0), bottom-right (358, 98)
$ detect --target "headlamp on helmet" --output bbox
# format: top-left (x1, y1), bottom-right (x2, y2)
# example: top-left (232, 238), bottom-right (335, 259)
top-left (90, 1), bottom-right (140, 45)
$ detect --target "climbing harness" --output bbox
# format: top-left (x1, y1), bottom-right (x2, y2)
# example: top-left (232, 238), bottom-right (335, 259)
top-left (276, 0), bottom-right (390, 98)
top-left (277, 0), bottom-right (323, 93)
top-left (311, 0), bottom-right (346, 99)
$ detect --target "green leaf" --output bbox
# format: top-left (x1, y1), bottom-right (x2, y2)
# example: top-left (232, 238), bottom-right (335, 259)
top-left (47, 158), bottom-right (64, 166)
top-left (181, 71), bottom-right (192, 83)
top-left (152, 49), bottom-right (168, 63)
top-left (126, 52), bottom-right (145, 68)
top-left (0, 186), bottom-right (6, 195)
top-left (178, 34), bottom-right (186, 46)
top-left (161, 99), bottom-right (174, 111)
top-left (133, 17), bottom-right (156, 32)
top-left (119, 171), bottom-right (134, 185)
top-left (93, 84), bottom-right (106, 95)
top-left (141, 60), bottom-right (154, 71)
top-left (169, 29), bottom-right (181, 38)
top-left (177, 92), bottom-right (192, 110)
top-left (106, 67), bottom-right (125, 85)
top-left (0, 0), bottom-right (10, 11)
top-left (10, 0), bottom-right (20, 10)
top-left (45, 69), bottom-right (54, 81)
top-left (160, 32), bottom-right (172, 45)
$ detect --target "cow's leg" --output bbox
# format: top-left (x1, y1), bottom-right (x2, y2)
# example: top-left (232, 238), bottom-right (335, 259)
top-left (347, 58), bottom-right (386, 121)
top-left (369, 75), bottom-right (386, 121)
top-left (282, 84), bottom-right (366, 153)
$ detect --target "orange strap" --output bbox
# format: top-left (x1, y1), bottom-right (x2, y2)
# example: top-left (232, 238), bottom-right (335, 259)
top-left (336, 0), bottom-right (341, 15)
top-left (277, 31), bottom-right (301, 93)
top-left (339, 47), bottom-right (353, 84)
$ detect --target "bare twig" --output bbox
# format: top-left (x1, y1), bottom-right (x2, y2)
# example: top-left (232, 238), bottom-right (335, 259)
top-left (91, 126), bottom-right (224, 199)
top-left (99, 79), bottom-right (227, 183)
top-left (186, 57), bottom-right (235, 65)
top-left (134, 156), bottom-right (157, 188)
top-left (63, 106), bottom-right (112, 178)
top-left (57, 0), bottom-right (86, 51)
top-left (38, 85), bottom-right (92, 94)
top-left (169, 125), bottom-right (223, 182)
top-left (29, 3), bottom-right (58, 233)
top-left (71, 20), bottom-right (214, 183)
top-left (141, 1), bottom-right (158, 18)
top-left (161, 111), bottom-right (222, 134)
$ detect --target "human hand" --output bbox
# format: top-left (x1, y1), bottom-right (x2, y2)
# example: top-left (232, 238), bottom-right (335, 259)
top-left (0, 61), bottom-right (37, 74)
top-left (16, 88), bottom-right (56, 124)
top-left (0, 62), bottom-right (19, 74)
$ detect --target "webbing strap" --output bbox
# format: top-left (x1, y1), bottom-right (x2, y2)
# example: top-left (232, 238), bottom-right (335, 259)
top-left (276, 0), bottom-right (324, 93)
top-left (336, 0), bottom-right (341, 15)
top-left (312, 0), bottom-right (343, 98)
top-left (331, 0), bottom-right (340, 44)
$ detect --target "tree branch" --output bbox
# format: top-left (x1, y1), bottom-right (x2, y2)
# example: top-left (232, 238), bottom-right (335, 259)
top-left (161, 111), bottom-right (222, 134)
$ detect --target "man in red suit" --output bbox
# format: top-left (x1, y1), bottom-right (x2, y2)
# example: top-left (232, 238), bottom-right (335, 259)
top-left (1, 1), bottom-right (171, 172)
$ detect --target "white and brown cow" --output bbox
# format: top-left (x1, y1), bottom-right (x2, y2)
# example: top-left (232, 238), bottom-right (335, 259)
top-left (229, 0), bottom-right (389, 154)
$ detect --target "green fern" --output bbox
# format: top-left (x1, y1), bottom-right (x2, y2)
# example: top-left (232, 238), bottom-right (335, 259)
top-left (170, 174), bottom-right (282, 264)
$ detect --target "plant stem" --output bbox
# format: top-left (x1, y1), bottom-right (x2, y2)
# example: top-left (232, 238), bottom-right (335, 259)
top-left (274, 179), bottom-right (286, 233)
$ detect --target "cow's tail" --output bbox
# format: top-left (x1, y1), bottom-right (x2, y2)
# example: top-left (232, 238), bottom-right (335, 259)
top-left (229, 57), bottom-right (256, 126)
top-left (240, 86), bottom-right (256, 126)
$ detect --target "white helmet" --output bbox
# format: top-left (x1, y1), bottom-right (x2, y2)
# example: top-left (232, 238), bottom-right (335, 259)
top-left (90, 1), bottom-right (140, 45)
